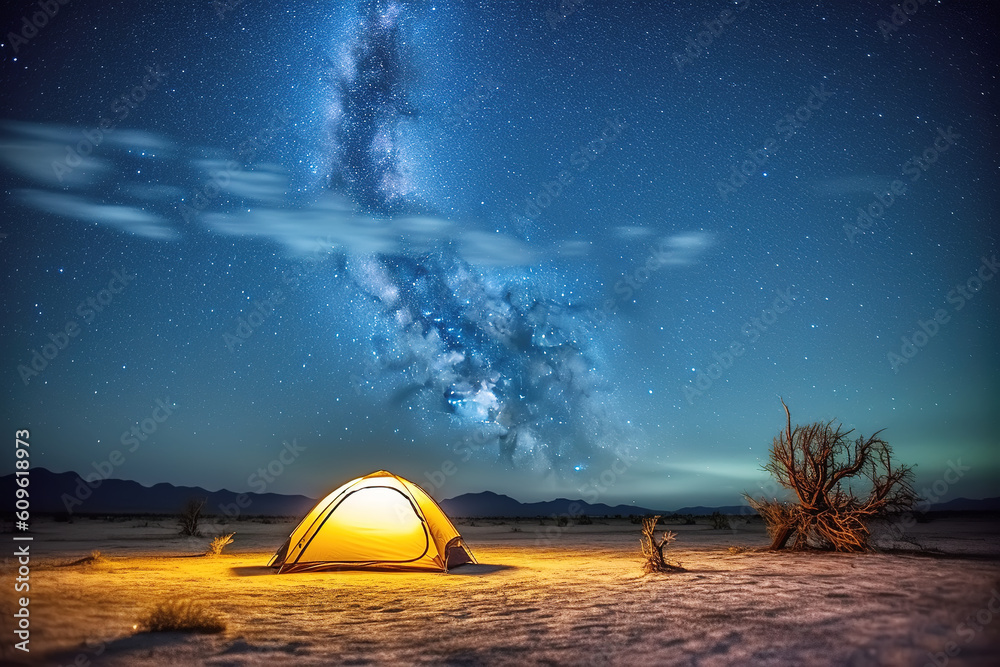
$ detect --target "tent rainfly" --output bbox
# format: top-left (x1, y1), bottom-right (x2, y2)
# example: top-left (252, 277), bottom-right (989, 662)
top-left (269, 470), bottom-right (477, 573)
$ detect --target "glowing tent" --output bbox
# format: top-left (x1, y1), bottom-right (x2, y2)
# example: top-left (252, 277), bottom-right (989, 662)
top-left (269, 470), bottom-right (477, 573)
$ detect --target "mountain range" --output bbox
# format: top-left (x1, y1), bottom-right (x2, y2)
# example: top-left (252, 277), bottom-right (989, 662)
top-left (437, 490), bottom-right (747, 518)
top-left (3, 467), bottom-right (998, 518)
top-left (2, 467), bottom-right (314, 517)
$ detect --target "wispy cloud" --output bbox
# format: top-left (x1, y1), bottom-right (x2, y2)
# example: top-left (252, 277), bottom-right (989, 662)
top-left (1, 121), bottom-right (712, 269)
top-left (15, 189), bottom-right (178, 240)
top-left (203, 196), bottom-right (540, 264)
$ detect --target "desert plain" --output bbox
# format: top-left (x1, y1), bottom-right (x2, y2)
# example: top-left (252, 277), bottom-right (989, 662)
top-left (2, 513), bottom-right (999, 666)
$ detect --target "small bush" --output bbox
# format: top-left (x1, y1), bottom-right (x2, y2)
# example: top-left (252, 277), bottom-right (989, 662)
top-left (727, 545), bottom-right (750, 555)
top-left (205, 532), bottom-right (235, 556)
top-left (139, 600), bottom-right (226, 634)
top-left (640, 516), bottom-right (685, 574)
top-left (556, 516), bottom-right (569, 527)
top-left (711, 512), bottom-right (731, 530)
top-left (575, 515), bottom-right (593, 526)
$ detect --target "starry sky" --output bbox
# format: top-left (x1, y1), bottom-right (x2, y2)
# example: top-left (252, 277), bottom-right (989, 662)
top-left (1, 0), bottom-right (997, 510)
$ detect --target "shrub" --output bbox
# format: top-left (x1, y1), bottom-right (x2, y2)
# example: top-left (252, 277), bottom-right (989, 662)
top-left (205, 532), bottom-right (235, 556)
top-left (710, 511), bottom-right (731, 530)
top-left (138, 600), bottom-right (226, 634)
top-left (575, 515), bottom-right (593, 525)
top-left (639, 516), bottom-right (684, 574)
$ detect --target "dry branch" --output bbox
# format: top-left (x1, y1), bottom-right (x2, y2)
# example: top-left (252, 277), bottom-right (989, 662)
top-left (640, 516), bottom-right (685, 573)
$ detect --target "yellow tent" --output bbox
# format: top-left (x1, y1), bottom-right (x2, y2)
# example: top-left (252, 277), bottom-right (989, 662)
top-left (269, 470), bottom-right (477, 573)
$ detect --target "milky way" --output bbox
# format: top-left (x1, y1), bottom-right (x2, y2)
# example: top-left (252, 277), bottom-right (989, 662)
top-left (325, 0), bottom-right (626, 469)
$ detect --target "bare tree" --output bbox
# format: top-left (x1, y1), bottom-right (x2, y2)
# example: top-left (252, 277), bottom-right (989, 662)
top-left (639, 515), bottom-right (684, 573)
top-left (746, 399), bottom-right (916, 552)
top-left (178, 498), bottom-right (206, 537)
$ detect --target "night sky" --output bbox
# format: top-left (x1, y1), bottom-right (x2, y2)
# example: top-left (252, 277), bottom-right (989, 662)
top-left (2, 0), bottom-right (997, 510)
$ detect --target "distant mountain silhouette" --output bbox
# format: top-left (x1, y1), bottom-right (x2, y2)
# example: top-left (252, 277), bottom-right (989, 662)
top-left (437, 492), bottom-right (1000, 518)
top-left (3, 468), bottom-right (996, 518)
top-left (929, 496), bottom-right (1000, 512)
top-left (0, 467), bottom-right (315, 517)
top-left (437, 490), bottom-right (748, 518)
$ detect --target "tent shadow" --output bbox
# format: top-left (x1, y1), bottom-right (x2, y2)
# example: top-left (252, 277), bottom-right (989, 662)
top-left (229, 563), bottom-right (514, 577)
top-left (446, 563), bottom-right (514, 576)
top-left (42, 632), bottom-right (213, 665)
top-left (230, 566), bottom-right (276, 577)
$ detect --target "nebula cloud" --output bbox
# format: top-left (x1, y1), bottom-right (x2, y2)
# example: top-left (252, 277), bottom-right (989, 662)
top-left (321, 0), bottom-right (629, 468)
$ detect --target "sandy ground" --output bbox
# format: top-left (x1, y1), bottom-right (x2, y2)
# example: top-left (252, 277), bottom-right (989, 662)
top-left (1, 515), bottom-right (999, 666)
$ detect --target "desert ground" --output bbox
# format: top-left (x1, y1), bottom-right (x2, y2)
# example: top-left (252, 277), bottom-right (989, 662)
top-left (2, 514), bottom-right (999, 666)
